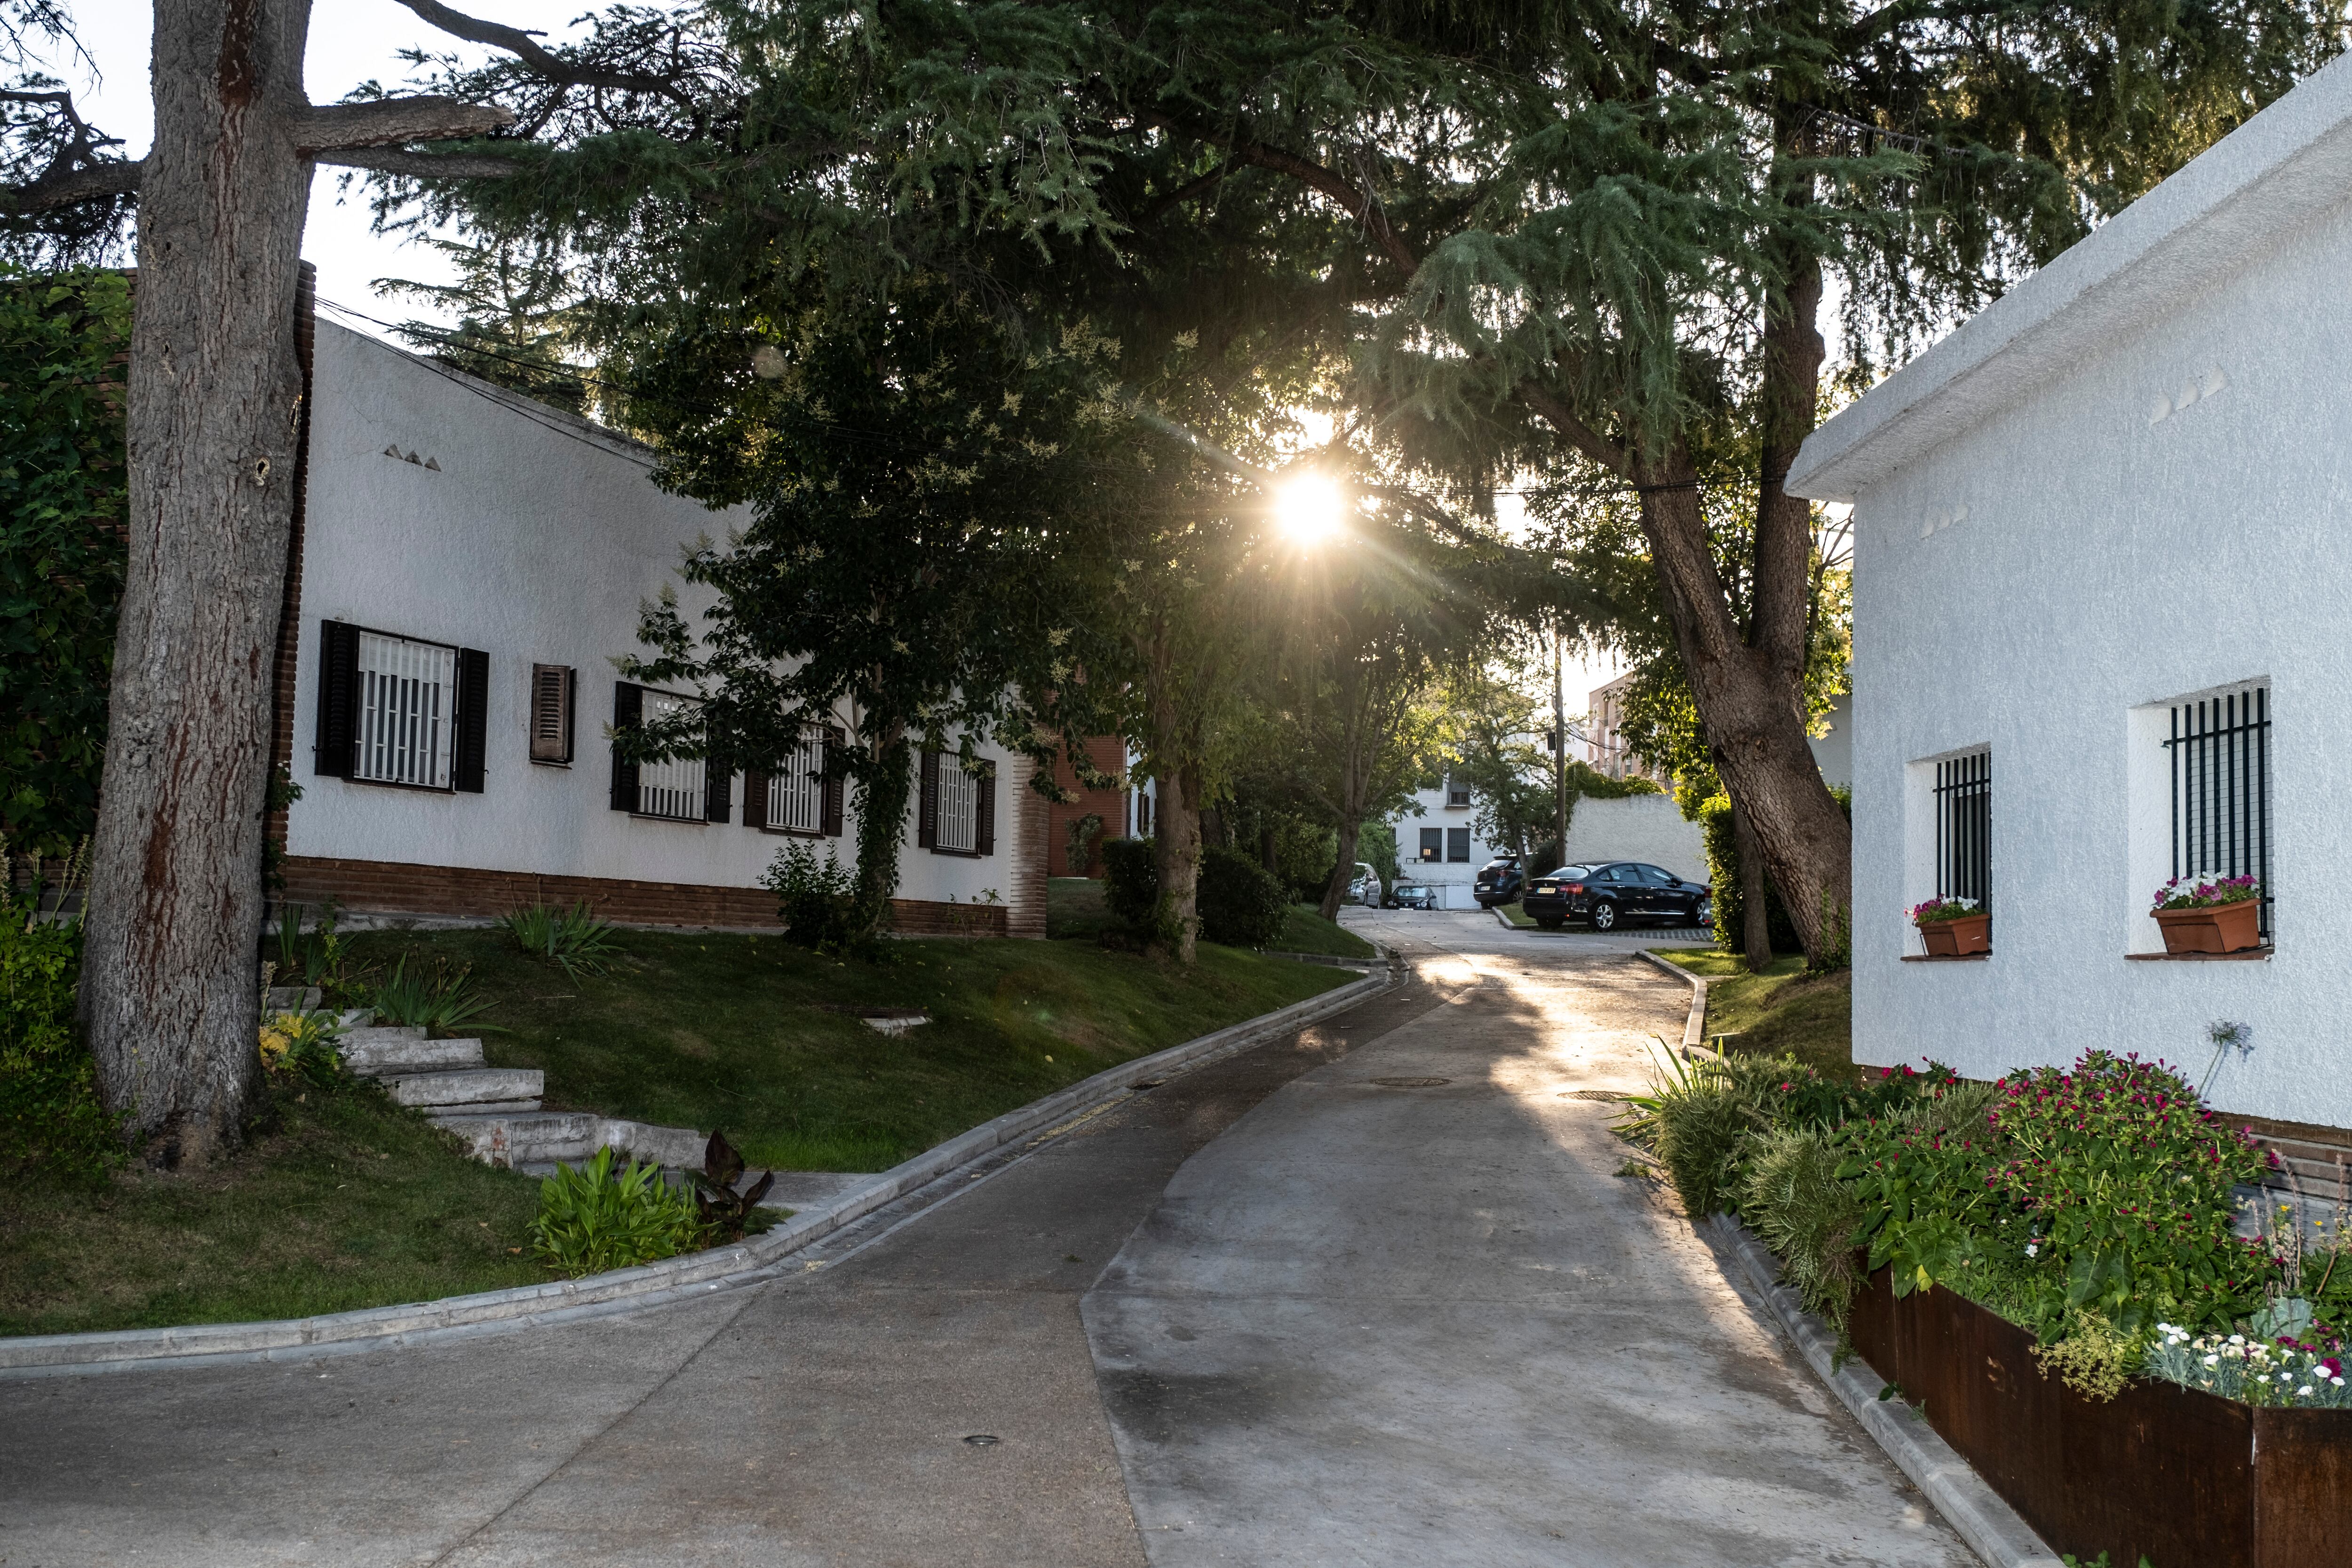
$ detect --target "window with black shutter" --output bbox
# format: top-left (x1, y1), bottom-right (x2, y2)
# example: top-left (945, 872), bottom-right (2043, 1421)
top-left (611, 682), bottom-right (714, 822)
top-left (918, 747), bottom-right (939, 848)
top-left (609, 682), bottom-right (642, 812)
top-left (529, 664), bottom-right (575, 765)
top-left (1446, 827), bottom-right (1470, 863)
top-left (1419, 827), bottom-right (1442, 862)
top-left (821, 726), bottom-right (845, 836)
top-left (975, 761), bottom-right (996, 858)
top-left (314, 620), bottom-right (359, 778)
top-left (318, 619), bottom-right (485, 794)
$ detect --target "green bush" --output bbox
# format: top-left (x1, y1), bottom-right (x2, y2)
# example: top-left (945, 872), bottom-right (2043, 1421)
top-left (759, 840), bottom-right (862, 952)
top-left (1197, 846), bottom-right (1290, 948)
top-left (498, 901), bottom-right (622, 977)
top-left (529, 1146), bottom-right (709, 1277)
top-left (358, 953), bottom-right (495, 1035)
top-left (0, 901), bottom-right (124, 1182)
top-left (1698, 785), bottom-right (1850, 959)
top-left (1743, 1124), bottom-right (1867, 1330)
top-left (1100, 836), bottom-right (1158, 926)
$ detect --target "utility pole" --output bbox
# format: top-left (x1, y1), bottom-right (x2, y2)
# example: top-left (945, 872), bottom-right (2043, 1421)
top-left (1552, 618), bottom-right (1567, 871)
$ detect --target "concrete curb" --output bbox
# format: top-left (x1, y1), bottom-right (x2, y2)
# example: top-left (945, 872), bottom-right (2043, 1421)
top-left (1708, 1215), bottom-right (2064, 1568)
top-left (0, 968), bottom-right (1391, 1380)
top-left (1635, 947), bottom-right (1708, 1050)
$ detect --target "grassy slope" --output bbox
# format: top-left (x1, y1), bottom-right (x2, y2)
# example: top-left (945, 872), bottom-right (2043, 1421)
top-left (1047, 876), bottom-right (1374, 958)
top-left (2, 1081), bottom-right (543, 1337)
top-left (1660, 950), bottom-right (1855, 1081)
top-left (5, 925), bottom-right (1344, 1337)
top-left (1274, 905), bottom-right (1375, 957)
top-left (349, 925), bottom-right (1347, 1172)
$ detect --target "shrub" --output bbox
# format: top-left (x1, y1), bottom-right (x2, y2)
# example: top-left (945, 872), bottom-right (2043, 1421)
top-left (530, 1146), bottom-right (709, 1277)
top-left (0, 899), bottom-right (124, 1182)
top-left (1743, 1124), bottom-right (1867, 1330)
top-left (1699, 785), bottom-right (1850, 960)
top-left (256, 1008), bottom-right (346, 1087)
top-left (1196, 846), bottom-right (1289, 948)
top-left (760, 840), bottom-right (862, 953)
top-left (274, 900), bottom-right (365, 999)
top-left (360, 953), bottom-right (495, 1035)
top-left (499, 901), bottom-right (622, 977)
top-left (1100, 836), bottom-right (1158, 926)
top-left (1619, 1049), bottom-right (1781, 1219)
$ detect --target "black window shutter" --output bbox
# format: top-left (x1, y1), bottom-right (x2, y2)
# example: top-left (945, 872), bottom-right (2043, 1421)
top-left (705, 761), bottom-right (731, 823)
top-left (822, 726), bottom-right (845, 836)
top-left (530, 664), bottom-right (574, 764)
top-left (743, 769), bottom-right (768, 829)
top-left (918, 748), bottom-right (938, 849)
top-left (976, 760), bottom-right (996, 858)
top-left (610, 682), bottom-right (641, 812)
top-left (314, 620), bottom-right (358, 777)
top-left (454, 648), bottom-right (489, 793)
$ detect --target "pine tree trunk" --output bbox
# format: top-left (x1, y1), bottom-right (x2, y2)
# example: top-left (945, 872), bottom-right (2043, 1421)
top-left (80, 0), bottom-right (317, 1166)
top-left (1730, 797), bottom-right (1773, 972)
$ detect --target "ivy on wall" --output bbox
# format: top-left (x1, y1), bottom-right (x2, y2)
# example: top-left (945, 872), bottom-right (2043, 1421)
top-left (0, 270), bottom-right (128, 857)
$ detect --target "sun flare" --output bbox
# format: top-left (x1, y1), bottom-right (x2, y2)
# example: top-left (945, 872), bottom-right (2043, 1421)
top-left (1274, 473), bottom-right (1347, 544)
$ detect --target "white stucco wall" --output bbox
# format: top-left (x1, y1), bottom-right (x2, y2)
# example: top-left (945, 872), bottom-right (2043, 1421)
top-left (1810, 689), bottom-right (1853, 791)
top-left (288, 323), bottom-right (1027, 913)
top-left (1559, 795), bottom-right (1708, 885)
top-left (1828, 173), bottom-right (2352, 1124)
top-left (1392, 786), bottom-right (1501, 907)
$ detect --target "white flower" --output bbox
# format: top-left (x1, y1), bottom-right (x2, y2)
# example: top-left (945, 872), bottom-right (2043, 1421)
top-left (2300, 1387), bottom-right (2314, 1397)
top-left (2334, 1377), bottom-right (2344, 1388)
top-left (2230, 1335), bottom-right (2247, 1346)
top-left (2024, 1243), bottom-right (2039, 1258)
top-left (2205, 1355), bottom-right (2220, 1367)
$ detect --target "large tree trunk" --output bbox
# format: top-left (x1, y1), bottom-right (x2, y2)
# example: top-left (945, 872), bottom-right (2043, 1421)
top-left (81, 0), bottom-right (318, 1166)
top-left (1319, 813), bottom-right (1362, 923)
top-left (1315, 702), bottom-right (1368, 923)
top-left (850, 723), bottom-right (911, 935)
top-left (1151, 763), bottom-right (1202, 963)
top-left (1730, 797), bottom-right (1773, 972)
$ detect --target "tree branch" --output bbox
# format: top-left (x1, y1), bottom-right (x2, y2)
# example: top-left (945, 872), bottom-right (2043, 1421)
top-left (291, 96), bottom-right (513, 155)
top-left (1, 151), bottom-right (137, 211)
top-left (318, 147), bottom-right (526, 180)
top-left (391, 0), bottom-right (696, 105)
top-left (1513, 382), bottom-right (1629, 474)
top-left (1131, 109), bottom-right (1419, 275)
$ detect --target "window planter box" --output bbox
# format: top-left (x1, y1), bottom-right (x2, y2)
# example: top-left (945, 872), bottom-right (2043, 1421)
top-left (2154, 901), bottom-right (2264, 955)
top-left (1846, 1262), bottom-right (2352, 1567)
top-left (1918, 913), bottom-right (1991, 956)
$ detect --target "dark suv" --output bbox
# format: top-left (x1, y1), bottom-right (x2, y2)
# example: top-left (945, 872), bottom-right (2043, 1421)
top-left (1473, 856), bottom-right (1524, 907)
top-left (1520, 862), bottom-right (1712, 931)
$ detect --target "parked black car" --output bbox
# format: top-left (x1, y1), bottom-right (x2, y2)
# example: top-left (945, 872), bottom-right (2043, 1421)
top-left (1520, 862), bottom-right (1712, 931)
top-left (1385, 881), bottom-right (1440, 911)
top-left (1473, 856), bottom-right (1524, 907)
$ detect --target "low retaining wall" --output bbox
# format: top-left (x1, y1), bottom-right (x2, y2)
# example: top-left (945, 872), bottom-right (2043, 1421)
top-left (1848, 1264), bottom-right (2352, 1567)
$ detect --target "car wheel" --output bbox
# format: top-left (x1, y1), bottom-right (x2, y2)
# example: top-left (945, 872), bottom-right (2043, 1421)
top-left (1536, 915), bottom-right (1564, 930)
top-left (1590, 900), bottom-right (1618, 932)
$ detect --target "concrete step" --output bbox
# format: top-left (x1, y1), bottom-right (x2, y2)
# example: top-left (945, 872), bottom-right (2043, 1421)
top-left (264, 985), bottom-right (323, 1011)
top-left (431, 1111), bottom-right (704, 1170)
top-left (344, 1032), bottom-right (483, 1077)
top-left (384, 1066), bottom-right (543, 1109)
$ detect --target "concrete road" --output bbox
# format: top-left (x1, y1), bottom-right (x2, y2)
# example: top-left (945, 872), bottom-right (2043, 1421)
top-left (0, 915), bottom-right (1968, 1568)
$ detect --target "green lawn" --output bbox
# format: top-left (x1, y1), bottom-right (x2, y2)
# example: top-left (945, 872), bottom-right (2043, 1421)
top-left (342, 924), bottom-right (1349, 1172)
top-left (5, 927), bottom-right (1347, 1337)
top-left (1273, 905), bottom-right (1376, 958)
top-left (1046, 876), bottom-right (1374, 959)
top-left (1658, 950), bottom-right (1855, 1081)
top-left (2, 1080), bottom-right (545, 1337)
top-left (1494, 899), bottom-right (1534, 929)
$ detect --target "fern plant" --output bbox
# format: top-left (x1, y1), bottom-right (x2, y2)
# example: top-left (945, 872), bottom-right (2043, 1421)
top-left (530, 1146), bottom-right (709, 1277)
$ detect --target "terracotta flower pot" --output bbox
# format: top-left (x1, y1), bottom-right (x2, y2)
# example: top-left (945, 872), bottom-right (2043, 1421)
top-left (2154, 900), bottom-right (2264, 954)
top-left (1918, 912), bottom-right (1992, 956)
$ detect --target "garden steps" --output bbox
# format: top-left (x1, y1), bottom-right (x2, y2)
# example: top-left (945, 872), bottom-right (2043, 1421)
top-left (343, 1029), bottom-right (485, 1077)
top-left (432, 1109), bottom-right (705, 1170)
top-left (384, 1066), bottom-right (545, 1111)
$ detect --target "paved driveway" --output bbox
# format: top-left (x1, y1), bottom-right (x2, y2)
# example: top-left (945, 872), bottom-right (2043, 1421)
top-left (0, 919), bottom-right (1967, 1567)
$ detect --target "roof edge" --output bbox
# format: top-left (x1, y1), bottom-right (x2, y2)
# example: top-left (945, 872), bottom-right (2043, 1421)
top-left (1787, 54), bottom-right (2352, 503)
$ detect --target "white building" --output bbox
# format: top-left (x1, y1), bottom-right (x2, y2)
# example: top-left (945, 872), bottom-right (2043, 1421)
top-left (1785, 57), bottom-right (2352, 1126)
top-left (271, 302), bottom-right (1049, 937)
top-left (1392, 773), bottom-right (1506, 907)
top-left (1582, 672), bottom-right (1672, 785)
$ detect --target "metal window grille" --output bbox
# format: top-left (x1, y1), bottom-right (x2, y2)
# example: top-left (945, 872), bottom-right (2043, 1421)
top-left (1419, 828), bottom-right (1442, 862)
top-left (1446, 828), bottom-right (1471, 863)
top-left (355, 631), bottom-right (456, 789)
top-left (2165, 685), bottom-right (2272, 941)
top-left (1934, 751), bottom-right (1990, 907)
top-left (767, 726), bottom-right (826, 832)
top-left (634, 690), bottom-right (708, 820)
top-left (1446, 775), bottom-right (1470, 808)
top-left (936, 758), bottom-right (978, 852)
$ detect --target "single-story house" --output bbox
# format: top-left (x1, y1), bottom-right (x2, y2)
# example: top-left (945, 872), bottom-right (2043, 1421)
top-left (265, 280), bottom-right (1054, 937)
top-left (1785, 54), bottom-right (2352, 1129)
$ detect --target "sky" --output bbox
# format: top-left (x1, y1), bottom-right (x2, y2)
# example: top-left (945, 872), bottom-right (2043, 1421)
top-left (33, 3), bottom-right (1634, 713)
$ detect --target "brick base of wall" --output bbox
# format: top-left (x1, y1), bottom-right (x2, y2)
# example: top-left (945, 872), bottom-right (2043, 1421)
top-left (279, 855), bottom-right (1013, 938)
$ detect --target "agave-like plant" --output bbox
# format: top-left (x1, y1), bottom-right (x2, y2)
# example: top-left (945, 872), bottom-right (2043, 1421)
top-left (686, 1130), bottom-right (775, 1242)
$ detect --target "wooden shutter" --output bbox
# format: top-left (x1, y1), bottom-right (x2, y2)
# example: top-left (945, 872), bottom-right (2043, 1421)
top-left (609, 682), bottom-right (641, 812)
top-left (821, 726), bottom-right (845, 836)
top-left (975, 760), bottom-right (996, 857)
top-left (529, 664), bottom-right (574, 764)
top-left (314, 619), bottom-right (359, 777)
top-left (743, 769), bottom-right (769, 829)
top-left (705, 760), bottom-right (731, 823)
top-left (917, 748), bottom-right (938, 848)
top-left (454, 647), bottom-right (489, 793)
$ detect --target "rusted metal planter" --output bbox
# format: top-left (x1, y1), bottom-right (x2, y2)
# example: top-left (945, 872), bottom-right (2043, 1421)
top-left (1847, 1265), bottom-right (2352, 1567)
top-left (2153, 900), bottom-right (2263, 954)
top-left (1918, 913), bottom-right (1992, 956)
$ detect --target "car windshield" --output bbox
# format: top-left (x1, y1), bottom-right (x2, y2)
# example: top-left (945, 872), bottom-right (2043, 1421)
top-left (1545, 866), bottom-right (1597, 880)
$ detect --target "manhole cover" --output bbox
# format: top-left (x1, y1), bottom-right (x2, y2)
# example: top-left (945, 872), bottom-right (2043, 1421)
top-left (1369, 1076), bottom-right (1451, 1088)
top-left (1563, 1089), bottom-right (1628, 1102)
top-left (963, 1434), bottom-right (1001, 1446)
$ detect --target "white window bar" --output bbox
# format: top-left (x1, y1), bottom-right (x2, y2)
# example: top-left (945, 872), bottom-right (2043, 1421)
top-left (768, 725), bottom-right (827, 832)
top-left (936, 756), bottom-right (978, 852)
top-left (355, 631), bottom-right (456, 788)
top-left (635, 690), bottom-right (708, 820)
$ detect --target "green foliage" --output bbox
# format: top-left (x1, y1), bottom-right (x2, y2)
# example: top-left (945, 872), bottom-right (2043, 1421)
top-left (1618, 1048), bottom-right (1808, 1219)
top-left (759, 841), bottom-right (865, 954)
top-left (359, 954), bottom-right (496, 1037)
top-left (0, 269), bottom-right (128, 855)
top-left (498, 901), bottom-right (623, 978)
top-left (529, 1146), bottom-right (708, 1278)
top-left (274, 902), bottom-right (365, 1001)
top-left (1100, 837), bottom-right (1160, 929)
top-left (1743, 1124), bottom-right (1867, 1330)
top-left (0, 895), bottom-right (122, 1182)
top-left (2032, 1309), bottom-right (2145, 1402)
top-left (682, 1129), bottom-right (774, 1245)
top-left (1196, 846), bottom-right (1289, 949)
top-left (256, 1009), bottom-right (347, 1088)
top-left (1699, 787), bottom-right (1851, 960)
top-left (1064, 812), bottom-right (1104, 878)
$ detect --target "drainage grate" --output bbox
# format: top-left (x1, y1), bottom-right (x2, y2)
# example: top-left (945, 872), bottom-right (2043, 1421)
top-left (1563, 1090), bottom-right (1628, 1102)
top-left (1369, 1076), bottom-right (1451, 1088)
top-left (963, 1434), bottom-right (1001, 1446)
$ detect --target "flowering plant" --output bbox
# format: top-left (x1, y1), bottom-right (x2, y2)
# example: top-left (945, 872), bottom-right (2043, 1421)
top-left (258, 1008), bottom-right (345, 1085)
top-left (2150, 874), bottom-right (2259, 915)
top-left (2145, 1323), bottom-right (2352, 1407)
top-left (1908, 897), bottom-right (1983, 927)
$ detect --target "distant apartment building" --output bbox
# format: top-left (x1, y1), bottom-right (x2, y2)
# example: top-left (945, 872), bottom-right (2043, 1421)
top-left (1582, 673), bottom-right (1672, 785)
